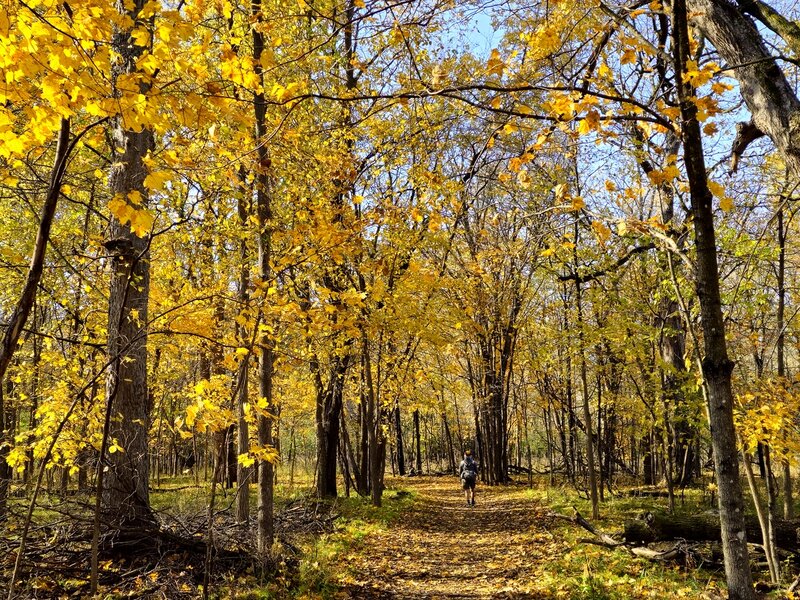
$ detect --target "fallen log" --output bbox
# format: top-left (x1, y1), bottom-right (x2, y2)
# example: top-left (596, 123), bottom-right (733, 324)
top-left (551, 508), bottom-right (704, 564)
top-left (624, 488), bottom-right (671, 498)
top-left (625, 511), bottom-right (800, 552)
top-left (551, 508), bottom-right (623, 548)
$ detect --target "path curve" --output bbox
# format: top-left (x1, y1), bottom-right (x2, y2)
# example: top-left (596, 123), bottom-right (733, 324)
top-left (337, 476), bottom-right (564, 599)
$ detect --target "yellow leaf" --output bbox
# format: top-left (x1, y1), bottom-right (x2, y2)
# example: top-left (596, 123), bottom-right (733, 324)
top-left (143, 170), bottom-right (171, 191)
top-left (129, 208), bottom-right (154, 237)
top-left (591, 220), bottom-right (612, 245)
top-left (620, 49), bottom-right (636, 65)
top-left (577, 109), bottom-right (600, 135)
top-left (570, 196), bottom-right (585, 211)
top-left (707, 180), bottom-right (725, 197)
top-left (719, 196), bottom-right (734, 211)
top-left (711, 81), bottom-right (733, 94)
top-left (391, 26), bottom-right (405, 45)
top-left (108, 196), bottom-right (133, 224)
top-left (157, 23), bottom-right (172, 42)
top-left (486, 48), bottom-right (506, 76)
top-left (131, 28), bottom-right (150, 47)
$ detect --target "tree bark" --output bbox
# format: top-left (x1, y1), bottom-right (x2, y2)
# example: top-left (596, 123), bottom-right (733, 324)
top-left (687, 0), bottom-right (800, 174)
top-left (443, 410), bottom-right (456, 475)
top-left (103, 0), bottom-right (156, 525)
top-left (672, 1), bottom-right (755, 596)
top-left (252, 0), bottom-right (274, 554)
top-left (776, 206), bottom-right (794, 520)
top-left (574, 231), bottom-right (599, 519)
top-left (742, 449), bottom-right (779, 581)
top-left (413, 409), bottom-right (422, 473)
top-left (235, 357), bottom-right (250, 523)
top-left (315, 356), bottom-right (350, 497)
top-left (394, 403), bottom-right (406, 476)
top-left (625, 511), bottom-right (800, 553)
top-left (235, 182), bottom-right (250, 524)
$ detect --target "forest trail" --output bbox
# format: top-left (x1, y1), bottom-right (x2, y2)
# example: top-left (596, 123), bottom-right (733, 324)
top-left (337, 477), bottom-right (566, 599)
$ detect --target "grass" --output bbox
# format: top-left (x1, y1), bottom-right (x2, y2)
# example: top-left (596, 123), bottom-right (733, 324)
top-left (523, 476), bottom-right (796, 599)
top-left (148, 474), bottom-right (416, 598)
top-left (8, 470), bottom-right (798, 599)
top-left (291, 487), bottom-right (416, 599)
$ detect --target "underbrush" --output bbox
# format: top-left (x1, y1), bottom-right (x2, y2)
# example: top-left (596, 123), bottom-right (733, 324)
top-left (1, 472), bottom-right (415, 600)
top-left (293, 488), bottom-right (415, 599)
top-left (525, 478), bottom-right (792, 599)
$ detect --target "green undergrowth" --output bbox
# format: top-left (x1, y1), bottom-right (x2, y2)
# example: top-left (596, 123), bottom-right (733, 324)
top-left (147, 479), bottom-right (416, 598)
top-left (292, 487), bottom-right (415, 599)
top-left (526, 481), bottom-right (790, 599)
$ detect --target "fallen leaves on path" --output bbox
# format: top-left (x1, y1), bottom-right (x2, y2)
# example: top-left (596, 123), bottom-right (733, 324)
top-left (331, 477), bottom-right (722, 600)
top-left (336, 477), bottom-right (566, 599)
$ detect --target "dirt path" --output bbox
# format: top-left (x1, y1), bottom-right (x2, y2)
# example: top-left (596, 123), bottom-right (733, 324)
top-left (337, 477), bottom-right (567, 599)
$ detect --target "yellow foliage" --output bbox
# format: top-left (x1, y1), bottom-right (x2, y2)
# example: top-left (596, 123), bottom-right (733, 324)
top-left (486, 49), bottom-right (506, 77)
top-left (591, 220), bottom-right (611, 245)
top-left (736, 379), bottom-right (800, 462)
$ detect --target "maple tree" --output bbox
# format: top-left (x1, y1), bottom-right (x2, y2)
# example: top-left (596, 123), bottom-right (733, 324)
top-left (4, 0), bottom-right (800, 597)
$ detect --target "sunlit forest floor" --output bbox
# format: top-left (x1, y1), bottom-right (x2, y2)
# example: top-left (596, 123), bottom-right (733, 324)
top-left (328, 477), bottom-right (729, 599)
top-left (2, 474), bottom-right (789, 598)
top-left (337, 477), bottom-right (558, 598)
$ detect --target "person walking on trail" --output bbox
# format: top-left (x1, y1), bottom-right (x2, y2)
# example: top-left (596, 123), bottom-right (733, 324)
top-left (459, 450), bottom-right (478, 506)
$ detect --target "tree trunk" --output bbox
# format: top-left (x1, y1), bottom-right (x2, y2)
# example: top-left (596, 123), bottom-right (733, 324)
top-left (315, 356), bottom-right (350, 497)
top-left (341, 411), bottom-right (361, 490)
top-left (358, 394), bottom-right (369, 495)
top-left (575, 265), bottom-right (599, 519)
top-left (443, 410), bottom-right (456, 475)
top-left (672, 2), bottom-right (755, 596)
top-left (742, 450), bottom-right (779, 581)
top-left (235, 356), bottom-right (250, 523)
top-left (394, 403), bottom-right (406, 476)
top-left (0, 384), bottom-right (9, 517)
top-left (103, 0), bottom-right (155, 524)
top-left (413, 409), bottom-right (422, 473)
top-left (252, 0), bottom-right (274, 555)
top-left (776, 206), bottom-right (793, 520)
top-left (764, 447), bottom-right (781, 582)
top-left (687, 0), bottom-right (800, 175)
top-left (624, 511), bottom-right (800, 553)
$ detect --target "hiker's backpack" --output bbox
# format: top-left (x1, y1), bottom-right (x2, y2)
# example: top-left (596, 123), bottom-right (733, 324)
top-left (461, 457), bottom-right (477, 482)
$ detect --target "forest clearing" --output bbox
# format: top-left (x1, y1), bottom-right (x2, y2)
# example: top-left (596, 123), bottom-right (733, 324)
top-left (4, 0), bottom-right (800, 597)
